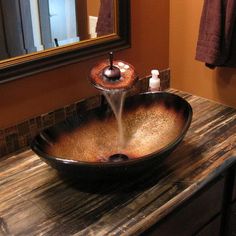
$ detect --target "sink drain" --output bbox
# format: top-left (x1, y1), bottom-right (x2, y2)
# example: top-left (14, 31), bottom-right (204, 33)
top-left (109, 154), bottom-right (129, 162)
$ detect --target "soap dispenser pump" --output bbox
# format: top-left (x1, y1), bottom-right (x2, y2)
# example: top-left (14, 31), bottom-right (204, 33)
top-left (149, 69), bottom-right (161, 92)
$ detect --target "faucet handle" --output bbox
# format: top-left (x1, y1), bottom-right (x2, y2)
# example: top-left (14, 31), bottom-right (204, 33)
top-left (89, 52), bottom-right (138, 92)
top-left (103, 52), bottom-right (121, 81)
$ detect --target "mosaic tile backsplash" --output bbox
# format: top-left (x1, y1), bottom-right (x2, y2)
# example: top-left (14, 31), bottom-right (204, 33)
top-left (0, 69), bottom-right (170, 158)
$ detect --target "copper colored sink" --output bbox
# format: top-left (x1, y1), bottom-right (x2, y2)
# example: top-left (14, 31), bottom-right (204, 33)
top-left (31, 92), bottom-right (192, 180)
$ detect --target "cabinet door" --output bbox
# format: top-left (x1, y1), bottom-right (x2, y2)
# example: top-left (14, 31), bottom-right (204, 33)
top-left (228, 201), bottom-right (236, 235)
top-left (231, 170), bottom-right (236, 202)
top-left (195, 215), bottom-right (221, 236)
top-left (143, 178), bottom-right (224, 236)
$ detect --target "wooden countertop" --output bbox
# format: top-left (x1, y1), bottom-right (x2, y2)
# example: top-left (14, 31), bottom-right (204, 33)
top-left (1, 90), bottom-right (236, 236)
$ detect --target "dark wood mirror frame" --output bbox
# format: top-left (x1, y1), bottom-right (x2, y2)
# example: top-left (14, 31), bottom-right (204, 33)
top-left (0, 0), bottom-right (130, 83)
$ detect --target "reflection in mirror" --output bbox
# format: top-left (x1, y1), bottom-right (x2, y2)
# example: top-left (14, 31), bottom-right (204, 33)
top-left (0, 0), bottom-right (115, 60)
top-left (0, 0), bottom-right (130, 83)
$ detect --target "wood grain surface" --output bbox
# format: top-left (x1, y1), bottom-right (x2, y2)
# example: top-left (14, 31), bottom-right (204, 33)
top-left (0, 89), bottom-right (236, 236)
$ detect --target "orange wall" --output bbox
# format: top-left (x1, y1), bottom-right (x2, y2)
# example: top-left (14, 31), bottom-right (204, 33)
top-left (87, 0), bottom-right (100, 17)
top-left (170, 0), bottom-right (236, 108)
top-left (0, 0), bottom-right (169, 128)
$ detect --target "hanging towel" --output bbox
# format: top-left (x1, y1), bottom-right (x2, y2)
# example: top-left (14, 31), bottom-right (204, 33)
top-left (195, 0), bottom-right (236, 68)
top-left (96, 0), bottom-right (114, 37)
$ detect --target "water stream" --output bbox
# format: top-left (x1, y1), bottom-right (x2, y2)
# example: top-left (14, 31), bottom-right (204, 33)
top-left (102, 90), bottom-right (127, 153)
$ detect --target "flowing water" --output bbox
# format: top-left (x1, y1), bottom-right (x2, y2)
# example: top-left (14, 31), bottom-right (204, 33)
top-left (102, 91), bottom-right (127, 152)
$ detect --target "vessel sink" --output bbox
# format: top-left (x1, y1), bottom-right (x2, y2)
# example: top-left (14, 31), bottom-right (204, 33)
top-left (31, 92), bottom-right (192, 180)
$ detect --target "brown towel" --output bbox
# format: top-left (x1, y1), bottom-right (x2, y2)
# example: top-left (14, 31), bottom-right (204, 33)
top-left (96, 0), bottom-right (114, 37)
top-left (195, 0), bottom-right (236, 68)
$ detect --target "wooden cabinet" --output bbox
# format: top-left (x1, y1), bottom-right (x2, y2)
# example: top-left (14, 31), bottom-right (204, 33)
top-left (227, 202), bottom-right (236, 235)
top-left (143, 178), bottom-right (225, 236)
top-left (227, 169), bottom-right (236, 236)
top-left (232, 171), bottom-right (236, 202)
top-left (143, 165), bottom-right (236, 236)
top-left (196, 215), bottom-right (222, 236)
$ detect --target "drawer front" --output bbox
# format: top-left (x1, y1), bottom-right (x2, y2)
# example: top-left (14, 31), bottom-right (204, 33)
top-left (143, 178), bottom-right (225, 236)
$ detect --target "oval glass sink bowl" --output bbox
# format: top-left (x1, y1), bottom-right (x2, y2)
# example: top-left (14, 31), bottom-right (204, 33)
top-left (31, 92), bottom-right (192, 180)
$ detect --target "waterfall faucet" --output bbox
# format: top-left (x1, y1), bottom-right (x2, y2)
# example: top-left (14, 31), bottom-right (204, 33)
top-left (89, 52), bottom-right (138, 92)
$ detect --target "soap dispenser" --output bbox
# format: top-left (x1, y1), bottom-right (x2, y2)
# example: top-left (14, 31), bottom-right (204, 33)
top-left (149, 69), bottom-right (161, 92)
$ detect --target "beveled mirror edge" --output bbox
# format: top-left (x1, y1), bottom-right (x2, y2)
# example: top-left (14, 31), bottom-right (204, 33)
top-left (0, 0), bottom-right (131, 83)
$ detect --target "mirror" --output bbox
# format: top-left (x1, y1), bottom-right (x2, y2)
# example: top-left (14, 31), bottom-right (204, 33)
top-left (0, 0), bottom-right (130, 82)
